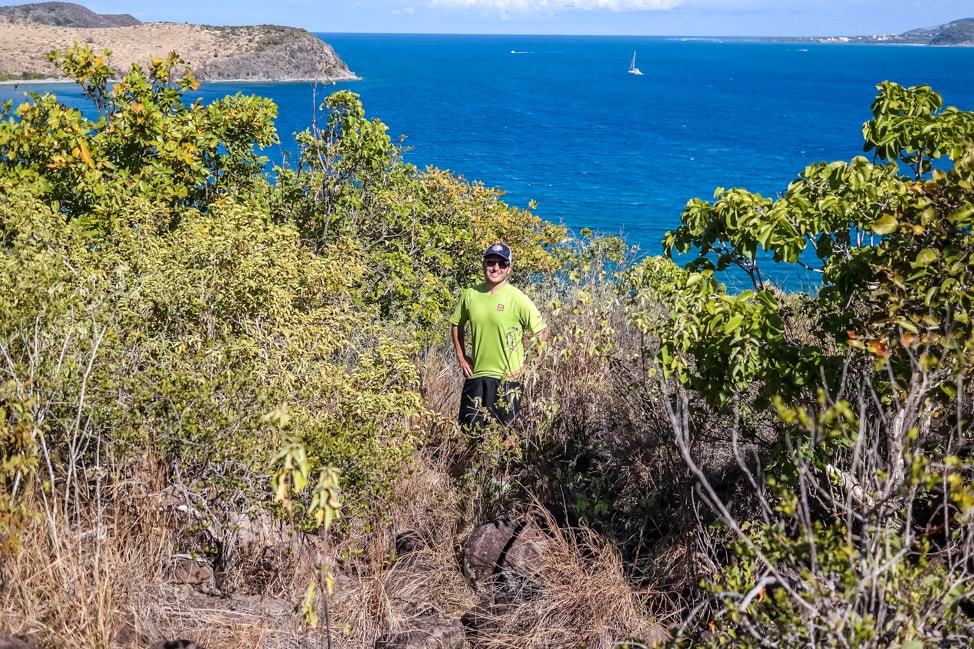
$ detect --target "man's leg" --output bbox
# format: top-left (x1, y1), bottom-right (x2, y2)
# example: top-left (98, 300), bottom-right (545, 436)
top-left (494, 381), bottom-right (523, 427)
top-left (459, 376), bottom-right (496, 428)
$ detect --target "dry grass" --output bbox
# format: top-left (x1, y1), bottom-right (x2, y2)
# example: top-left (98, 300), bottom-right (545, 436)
top-left (465, 506), bottom-right (667, 649)
top-left (327, 458), bottom-right (477, 647)
top-left (1, 436), bottom-right (672, 649)
top-left (0, 18), bottom-right (355, 82)
top-left (0, 473), bottom-right (315, 648)
top-left (1, 495), bottom-right (172, 647)
top-left (0, 19), bottom-right (222, 79)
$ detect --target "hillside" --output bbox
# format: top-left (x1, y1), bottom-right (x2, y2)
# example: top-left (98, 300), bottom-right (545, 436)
top-left (0, 2), bottom-right (356, 82)
top-left (0, 1), bottom-right (139, 27)
top-left (915, 17), bottom-right (974, 45)
top-left (777, 17), bottom-right (974, 45)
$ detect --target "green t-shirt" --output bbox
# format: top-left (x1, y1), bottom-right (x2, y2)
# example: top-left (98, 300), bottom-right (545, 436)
top-left (450, 283), bottom-right (547, 380)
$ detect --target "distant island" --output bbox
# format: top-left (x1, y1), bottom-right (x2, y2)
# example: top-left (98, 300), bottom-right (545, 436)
top-left (763, 17), bottom-right (974, 46)
top-left (0, 2), bottom-right (357, 83)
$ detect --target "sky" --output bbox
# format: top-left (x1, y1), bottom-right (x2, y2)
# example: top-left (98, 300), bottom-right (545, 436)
top-left (3, 1), bottom-right (972, 37)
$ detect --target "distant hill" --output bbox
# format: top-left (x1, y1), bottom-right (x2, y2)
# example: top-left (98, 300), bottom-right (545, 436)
top-left (0, 2), bottom-right (139, 28)
top-left (778, 17), bottom-right (974, 46)
top-left (0, 2), bottom-right (356, 83)
top-left (904, 18), bottom-right (974, 45)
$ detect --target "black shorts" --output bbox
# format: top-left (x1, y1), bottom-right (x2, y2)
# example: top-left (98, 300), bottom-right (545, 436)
top-left (458, 376), bottom-right (523, 428)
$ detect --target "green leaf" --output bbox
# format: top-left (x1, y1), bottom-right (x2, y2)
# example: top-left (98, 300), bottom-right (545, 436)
top-left (948, 204), bottom-right (974, 226)
top-left (914, 248), bottom-right (938, 266)
top-left (723, 314), bottom-right (745, 335)
top-left (871, 214), bottom-right (899, 235)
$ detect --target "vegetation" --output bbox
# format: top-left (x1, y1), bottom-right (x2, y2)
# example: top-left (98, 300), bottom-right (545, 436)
top-left (2, 43), bottom-right (974, 649)
top-left (0, 72), bottom-right (46, 82)
top-left (0, 2), bottom-right (141, 28)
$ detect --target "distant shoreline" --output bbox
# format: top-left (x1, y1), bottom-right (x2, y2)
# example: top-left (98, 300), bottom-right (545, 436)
top-left (0, 77), bottom-right (69, 85)
top-left (0, 76), bottom-right (356, 87)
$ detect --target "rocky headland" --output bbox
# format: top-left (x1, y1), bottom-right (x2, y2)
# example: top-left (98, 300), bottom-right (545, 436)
top-left (0, 2), bottom-right (357, 82)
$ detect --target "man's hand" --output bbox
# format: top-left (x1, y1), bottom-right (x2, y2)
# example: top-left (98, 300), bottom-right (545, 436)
top-left (452, 323), bottom-right (473, 378)
top-left (457, 353), bottom-right (474, 378)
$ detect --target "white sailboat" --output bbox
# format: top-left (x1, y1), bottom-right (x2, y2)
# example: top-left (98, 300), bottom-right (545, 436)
top-left (628, 51), bottom-right (643, 76)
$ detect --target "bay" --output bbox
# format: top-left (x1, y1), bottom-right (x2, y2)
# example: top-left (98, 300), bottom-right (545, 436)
top-left (4, 34), bottom-right (974, 290)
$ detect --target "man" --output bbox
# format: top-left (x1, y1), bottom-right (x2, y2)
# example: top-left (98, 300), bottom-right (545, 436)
top-left (450, 243), bottom-right (549, 428)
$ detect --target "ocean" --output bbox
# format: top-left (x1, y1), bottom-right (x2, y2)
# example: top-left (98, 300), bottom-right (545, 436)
top-left (4, 34), bottom-right (974, 290)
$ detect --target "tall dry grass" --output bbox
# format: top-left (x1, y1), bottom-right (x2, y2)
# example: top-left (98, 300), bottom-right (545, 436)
top-left (2, 482), bottom-right (176, 648)
top-left (461, 505), bottom-right (667, 649)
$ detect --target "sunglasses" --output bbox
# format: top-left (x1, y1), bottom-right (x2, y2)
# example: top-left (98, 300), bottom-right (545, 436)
top-left (484, 258), bottom-right (510, 268)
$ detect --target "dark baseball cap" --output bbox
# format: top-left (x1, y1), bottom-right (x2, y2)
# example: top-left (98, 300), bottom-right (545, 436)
top-left (483, 243), bottom-right (512, 261)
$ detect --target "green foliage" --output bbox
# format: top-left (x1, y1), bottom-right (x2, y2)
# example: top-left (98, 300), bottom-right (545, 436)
top-left (863, 81), bottom-right (974, 178)
top-left (646, 81), bottom-right (974, 648)
top-left (274, 90), bottom-right (566, 332)
top-left (0, 44), bottom-right (279, 231)
top-left (654, 82), bottom-right (974, 409)
top-left (0, 176), bottom-right (415, 524)
top-left (844, 151), bottom-right (974, 389)
top-left (0, 72), bottom-right (45, 82)
top-left (0, 46), bottom-right (454, 538)
top-left (623, 259), bottom-right (823, 408)
top-left (269, 405), bottom-right (343, 531)
top-left (0, 380), bottom-right (41, 553)
top-left (267, 407), bottom-right (343, 632)
top-left (669, 379), bottom-right (974, 649)
top-left (692, 520), bottom-right (964, 649)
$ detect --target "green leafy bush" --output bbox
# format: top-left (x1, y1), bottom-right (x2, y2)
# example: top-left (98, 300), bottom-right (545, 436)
top-left (629, 82), bottom-right (974, 648)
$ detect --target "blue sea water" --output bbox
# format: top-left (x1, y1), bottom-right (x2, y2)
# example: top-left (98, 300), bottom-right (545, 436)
top-left (4, 34), bottom-right (974, 291)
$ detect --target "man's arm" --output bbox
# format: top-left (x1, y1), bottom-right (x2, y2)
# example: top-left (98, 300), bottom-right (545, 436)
top-left (538, 326), bottom-right (550, 345)
top-left (511, 326), bottom-right (548, 380)
top-left (530, 326), bottom-right (549, 362)
top-left (452, 323), bottom-right (473, 378)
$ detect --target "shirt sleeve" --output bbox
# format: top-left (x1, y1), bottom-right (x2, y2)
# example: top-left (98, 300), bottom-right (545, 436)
top-left (449, 289), bottom-right (468, 327)
top-left (519, 293), bottom-right (546, 334)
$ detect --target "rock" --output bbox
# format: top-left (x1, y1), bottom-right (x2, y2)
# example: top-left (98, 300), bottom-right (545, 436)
top-left (0, 633), bottom-right (35, 649)
top-left (395, 530), bottom-right (425, 558)
top-left (172, 556), bottom-right (213, 586)
top-left (374, 616), bottom-right (466, 649)
top-left (460, 515), bottom-right (544, 596)
top-left (195, 27), bottom-right (355, 82)
top-left (170, 556), bottom-right (220, 595)
top-left (147, 641), bottom-right (205, 649)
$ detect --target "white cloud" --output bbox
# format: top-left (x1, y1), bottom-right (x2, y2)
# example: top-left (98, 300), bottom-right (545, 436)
top-left (429, 0), bottom-right (683, 12)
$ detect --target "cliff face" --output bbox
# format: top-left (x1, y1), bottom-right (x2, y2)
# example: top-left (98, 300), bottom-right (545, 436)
top-left (0, 3), bottom-right (356, 82)
top-left (189, 25), bottom-right (356, 82)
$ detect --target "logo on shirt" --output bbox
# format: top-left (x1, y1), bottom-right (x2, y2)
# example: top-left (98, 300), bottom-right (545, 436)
top-left (497, 304), bottom-right (505, 312)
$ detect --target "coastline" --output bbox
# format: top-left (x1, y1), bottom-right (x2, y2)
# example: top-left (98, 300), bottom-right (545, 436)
top-left (0, 76), bottom-right (360, 87)
top-left (1, 78), bottom-right (71, 85)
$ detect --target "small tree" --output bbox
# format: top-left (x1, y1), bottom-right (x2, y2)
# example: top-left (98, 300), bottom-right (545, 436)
top-left (0, 44), bottom-right (279, 232)
top-left (628, 82), bottom-right (974, 647)
top-left (273, 90), bottom-right (566, 332)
